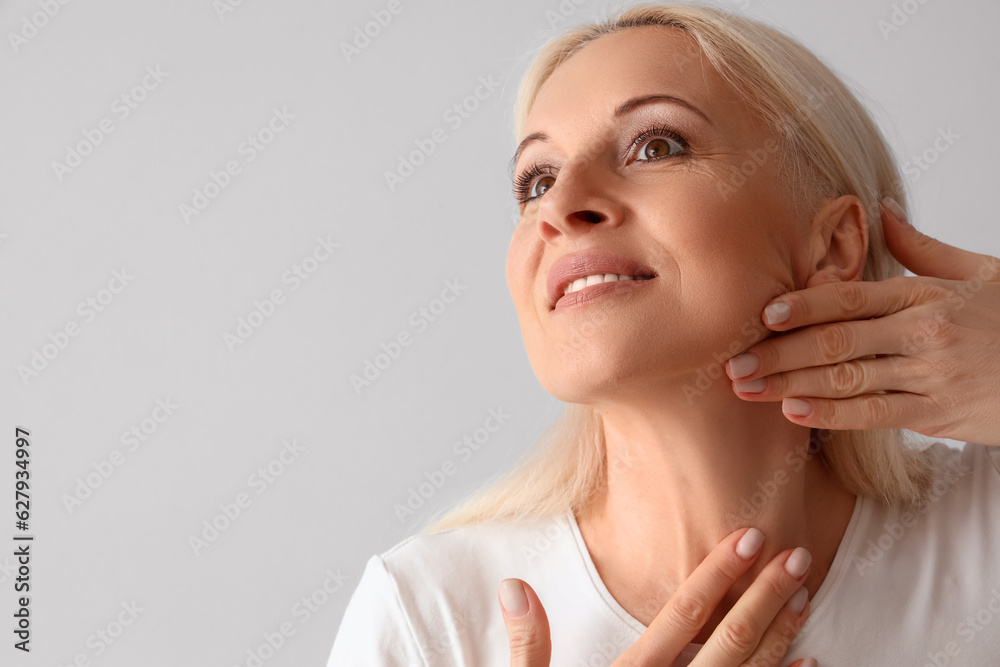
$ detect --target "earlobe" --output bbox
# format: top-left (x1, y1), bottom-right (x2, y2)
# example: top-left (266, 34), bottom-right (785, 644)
top-left (804, 195), bottom-right (869, 288)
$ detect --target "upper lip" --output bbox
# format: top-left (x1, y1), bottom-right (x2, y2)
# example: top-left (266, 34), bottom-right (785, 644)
top-left (545, 249), bottom-right (656, 309)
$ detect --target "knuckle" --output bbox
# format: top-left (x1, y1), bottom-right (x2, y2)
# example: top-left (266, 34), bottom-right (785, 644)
top-left (832, 281), bottom-right (868, 317)
top-left (915, 280), bottom-right (953, 304)
top-left (829, 361), bottom-right (865, 394)
top-left (923, 316), bottom-right (956, 345)
top-left (715, 618), bottom-right (758, 657)
top-left (759, 569), bottom-right (791, 601)
top-left (816, 324), bottom-right (855, 361)
top-left (667, 593), bottom-right (711, 634)
top-left (506, 624), bottom-right (542, 653)
top-left (862, 394), bottom-right (894, 425)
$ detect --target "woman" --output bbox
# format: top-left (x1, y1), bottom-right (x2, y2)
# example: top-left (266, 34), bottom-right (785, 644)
top-left (329, 4), bottom-right (1000, 666)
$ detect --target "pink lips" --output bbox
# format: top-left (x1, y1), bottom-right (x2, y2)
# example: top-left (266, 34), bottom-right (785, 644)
top-left (546, 250), bottom-right (656, 310)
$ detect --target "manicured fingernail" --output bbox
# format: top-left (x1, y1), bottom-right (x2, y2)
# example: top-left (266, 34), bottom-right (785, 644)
top-left (764, 301), bottom-right (791, 324)
top-left (783, 398), bottom-right (812, 416)
top-left (728, 353), bottom-right (759, 379)
top-left (733, 378), bottom-right (766, 394)
top-left (785, 547), bottom-right (812, 578)
top-left (499, 579), bottom-right (528, 616)
top-left (801, 657), bottom-right (819, 667)
top-left (882, 196), bottom-right (909, 225)
top-left (785, 586), bottom-right (808, 614)
top-left (736, 527), bottom-right (765, 558)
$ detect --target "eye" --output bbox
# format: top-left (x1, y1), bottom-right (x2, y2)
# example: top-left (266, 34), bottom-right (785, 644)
top-left (512, 163), bottom-right (556, 205)
top-left (511, 125), bottom-right (689, 205)
top-left (631, 126), bottom-right (689, 163)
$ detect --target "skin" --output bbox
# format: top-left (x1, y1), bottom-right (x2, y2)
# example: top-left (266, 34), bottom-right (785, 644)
top-left (505, 25), bottom-right (861, 644)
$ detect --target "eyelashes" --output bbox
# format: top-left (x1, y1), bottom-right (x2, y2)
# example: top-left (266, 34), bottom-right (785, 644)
top-left (511, 124), bottom-right (690, 205)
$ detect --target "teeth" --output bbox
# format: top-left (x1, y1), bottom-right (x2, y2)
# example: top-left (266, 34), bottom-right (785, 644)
top-left (564, 273), bottom-right (648, 296)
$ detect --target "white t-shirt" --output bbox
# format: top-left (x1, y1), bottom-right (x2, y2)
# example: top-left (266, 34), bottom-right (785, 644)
top-left (327, 441), bottom-right (1000, 666)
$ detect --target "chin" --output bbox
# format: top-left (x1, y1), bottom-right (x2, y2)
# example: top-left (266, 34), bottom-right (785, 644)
top-left (534, 347), bottom-right (654, 405)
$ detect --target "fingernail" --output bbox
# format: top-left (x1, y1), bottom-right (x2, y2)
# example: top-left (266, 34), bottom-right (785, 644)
top-left (764, 301), bottom-right (791, 324)
top-left (736, 527), bottom-right (764, 558)
top-left (882, 196), bottom-right (909, 225)
top-left (801, 657), bottom-right (819, 667)
top-left (785, 547), bottom-right (812, 578)
top-left (728, 353), bottom-right (759, 379)
top-left (734, 378), bottom-right (766, 394)
top-left (500, 579), bottom-right (528, 616)
top-left (783, 398), bottom-right (812, 416)
top-left (785, 586), bottom-right (808, 614)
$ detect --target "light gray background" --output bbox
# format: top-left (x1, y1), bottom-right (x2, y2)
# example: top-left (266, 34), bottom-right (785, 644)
top-left (0, 0), bottom-right (996, 665)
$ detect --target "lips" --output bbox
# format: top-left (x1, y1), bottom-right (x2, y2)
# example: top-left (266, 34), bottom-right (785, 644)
top-left (546, 250), bottom-right (657, 310)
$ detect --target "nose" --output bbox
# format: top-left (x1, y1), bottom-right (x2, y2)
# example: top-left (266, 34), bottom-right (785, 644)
top-left (534, 158), bottom-right (623, 243)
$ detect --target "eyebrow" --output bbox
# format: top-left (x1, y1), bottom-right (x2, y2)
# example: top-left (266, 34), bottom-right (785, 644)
top-left (508, 94), bottom-right (712, 176)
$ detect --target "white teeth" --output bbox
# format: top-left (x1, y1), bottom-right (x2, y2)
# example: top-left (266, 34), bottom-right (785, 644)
top-left (564, 273), bottom-right (638, 296)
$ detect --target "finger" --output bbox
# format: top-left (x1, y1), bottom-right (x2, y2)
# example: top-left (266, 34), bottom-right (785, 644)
top-left (693, 547), bottom-right (812, 665)
top-left (881, 197), bottom-right (1000, 282)
top-left (743, 588), bottom-right (809, 667)
top-left (499, 578), bottom-right (551, 667)
top-left (727, 314), bottom-right (910, 382)
top-left (617, 527), bottom-right (766, 664)
top-left (758, 277), bottom-right (936, 332)
top-left (776, 390), bottom-right (943, 432)
top-left (733, 355), bottom-right (921, 401)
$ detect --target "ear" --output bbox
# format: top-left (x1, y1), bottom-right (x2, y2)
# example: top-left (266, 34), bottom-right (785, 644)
top-left (804, 195), bottom-right (869, 288)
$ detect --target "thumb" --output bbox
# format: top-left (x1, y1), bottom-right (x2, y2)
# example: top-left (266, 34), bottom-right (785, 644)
top-left (881, 197), bottom-right (1000, 282)
top-left (498, 578), bottom-right (551, 666)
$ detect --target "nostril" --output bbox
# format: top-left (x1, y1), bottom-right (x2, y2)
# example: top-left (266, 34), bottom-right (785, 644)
top-left (580, 210), bottom-right (604, 224)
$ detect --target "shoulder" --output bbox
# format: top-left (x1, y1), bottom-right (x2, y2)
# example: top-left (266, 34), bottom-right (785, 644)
top-left (329, 512), bottom-right (578, 666)
top-left (851, 440), bottom-right (1000, 576)
top-left (378, 511), bottom-right (577, 596)
top-left (919, 439), bottom-right (1000, 500)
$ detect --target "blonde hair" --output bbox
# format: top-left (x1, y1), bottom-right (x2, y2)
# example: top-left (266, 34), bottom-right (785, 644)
top-left (422, 2), bottom-right (935, 534)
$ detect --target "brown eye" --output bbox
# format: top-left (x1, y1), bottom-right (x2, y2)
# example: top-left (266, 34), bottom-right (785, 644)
top-left (533, 175), bottom-right (555, 198)
top-left (638, 136), bottom-right (683, 161)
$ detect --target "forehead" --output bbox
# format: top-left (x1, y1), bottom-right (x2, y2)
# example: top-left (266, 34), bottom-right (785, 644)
top-left (524, 25), bottom-right (745, 140)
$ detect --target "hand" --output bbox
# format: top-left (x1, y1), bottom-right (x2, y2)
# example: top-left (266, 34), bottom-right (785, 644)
top-left (727, 197), bottom-right (1000, 447)
top-left (498, 527), bottom-right (819, 666)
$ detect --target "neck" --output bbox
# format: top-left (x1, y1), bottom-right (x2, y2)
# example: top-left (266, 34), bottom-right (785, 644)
top-left (576, 376), bottom-right (857, 637)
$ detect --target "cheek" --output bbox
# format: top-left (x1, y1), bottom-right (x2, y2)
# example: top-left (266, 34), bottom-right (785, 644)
top-left (505, 227), bottom-right (542, 313)
top-left (653, 170), bottom-right (792, 276)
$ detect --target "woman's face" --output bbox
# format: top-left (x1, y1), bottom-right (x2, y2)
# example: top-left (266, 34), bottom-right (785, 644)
top-left (506, 26), bottom-right (813, 405)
